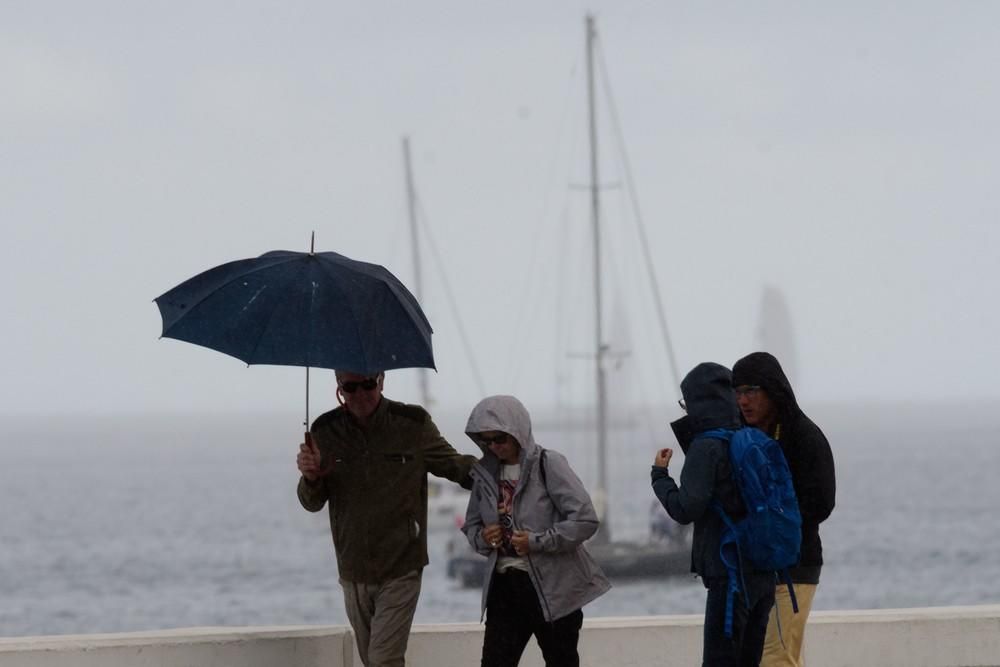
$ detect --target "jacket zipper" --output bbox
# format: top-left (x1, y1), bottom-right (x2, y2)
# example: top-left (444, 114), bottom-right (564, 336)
top-left (362, 432), bottom-right (373, 582)
top-left (474, 465), bottom-right (500, 624)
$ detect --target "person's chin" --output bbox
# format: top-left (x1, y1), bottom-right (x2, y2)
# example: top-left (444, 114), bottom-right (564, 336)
top-left (348, 404), bottom-right (375, 419)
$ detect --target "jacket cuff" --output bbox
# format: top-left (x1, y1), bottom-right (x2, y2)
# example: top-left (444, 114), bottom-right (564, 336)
top-left (534, 530), bottom-right (555, 553)
top-left (471, 529), bottom-right (492, 555)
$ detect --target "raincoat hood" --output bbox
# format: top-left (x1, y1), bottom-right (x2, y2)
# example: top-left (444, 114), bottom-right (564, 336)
top-left (679, 362), bottom-right (742, 434)
top-left (732, 351), bottom-right (801, 422)
top-left (465, 395), bottom-right (537, 461)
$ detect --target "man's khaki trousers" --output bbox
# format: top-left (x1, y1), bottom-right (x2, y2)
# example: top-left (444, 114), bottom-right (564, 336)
top-left (761, 582), bottom-right (817, 667)
top-left (342, 570), bottom-right (423, 667)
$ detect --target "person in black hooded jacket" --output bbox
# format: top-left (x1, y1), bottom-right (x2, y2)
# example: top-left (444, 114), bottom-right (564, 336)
top-left (651, 362), bottom-right (775, 667)
top-left (732, 352), bottom-right (836, 667)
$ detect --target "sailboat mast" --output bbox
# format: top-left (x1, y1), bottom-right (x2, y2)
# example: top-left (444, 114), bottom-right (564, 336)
top-left (586, 14), bottom-right (610, 543)
top-left (402, 136), bottom-right (431, 407)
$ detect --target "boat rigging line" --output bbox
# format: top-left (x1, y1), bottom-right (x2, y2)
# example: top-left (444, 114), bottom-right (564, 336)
top-left (401, 136), bottom-right (488, 399)
top-left (594, 32), bottom-right (682, 395)
top-left (502, 59), bottom-right (583, 393)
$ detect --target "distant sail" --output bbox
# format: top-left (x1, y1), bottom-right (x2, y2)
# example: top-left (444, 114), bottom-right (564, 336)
top-left (754, 286), bottom-right (798, 386)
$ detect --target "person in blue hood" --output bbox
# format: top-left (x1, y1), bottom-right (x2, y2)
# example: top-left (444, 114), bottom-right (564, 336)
top-left (651, 362), bottom-right (775, 667)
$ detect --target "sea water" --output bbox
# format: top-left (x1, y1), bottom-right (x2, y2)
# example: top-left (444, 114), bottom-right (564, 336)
top-left (1, 404), bottom-right (998, 637)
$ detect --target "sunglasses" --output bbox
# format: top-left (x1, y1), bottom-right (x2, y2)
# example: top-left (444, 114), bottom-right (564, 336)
top-left (340, 377), bottom-right (379, 393)
top-left (478, 433), bottom-right (510, 446)
top-left (734, 385), bottom-right (762, 398)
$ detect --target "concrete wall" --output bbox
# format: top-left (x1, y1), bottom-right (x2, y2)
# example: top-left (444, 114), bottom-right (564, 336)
top-left (0, 627), bottom-right (353, 667)
top-left (3, 606), bottom-right (999, 667)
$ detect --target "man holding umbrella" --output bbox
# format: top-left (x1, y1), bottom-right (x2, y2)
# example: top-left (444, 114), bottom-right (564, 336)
top-left (155, 245), bottom-right (472, 664)
top-left (297, 369), bottom-right (476, 667)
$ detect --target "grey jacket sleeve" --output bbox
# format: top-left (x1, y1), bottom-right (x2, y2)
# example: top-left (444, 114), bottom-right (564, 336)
top-left (650, 438), bottom-right (718, 524)
top-left (532, 451), bottom-right (600, 553)
top-left (461, 465), bottom-right (495, 555)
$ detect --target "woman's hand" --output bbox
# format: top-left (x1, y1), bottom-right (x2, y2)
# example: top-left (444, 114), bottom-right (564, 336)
top-left (511, 530), bottom-right (530, 556)
top-left (482, 524), bottom-right (503, 548)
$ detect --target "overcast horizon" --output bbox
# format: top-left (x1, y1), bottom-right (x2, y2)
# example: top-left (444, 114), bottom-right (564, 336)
top-left (4, 2), bottom-right (999, 420)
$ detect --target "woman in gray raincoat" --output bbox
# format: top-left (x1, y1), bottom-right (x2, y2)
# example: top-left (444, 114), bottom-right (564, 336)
top-left (462, 395), bottom-right (610, 667)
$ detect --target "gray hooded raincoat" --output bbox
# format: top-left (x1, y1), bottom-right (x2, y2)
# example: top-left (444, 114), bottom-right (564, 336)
top-left (462, 395), bottom-right (611, 623)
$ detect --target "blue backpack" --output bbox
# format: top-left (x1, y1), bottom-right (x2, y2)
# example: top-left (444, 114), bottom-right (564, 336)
top-left (701, 427), bottom-right (802, 637)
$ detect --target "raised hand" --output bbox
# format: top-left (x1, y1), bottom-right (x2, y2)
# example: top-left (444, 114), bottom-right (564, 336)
top-left (654, 448), bottom-right (673, 468)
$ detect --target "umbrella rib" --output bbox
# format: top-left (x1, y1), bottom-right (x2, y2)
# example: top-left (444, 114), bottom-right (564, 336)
top-left (317, 256), bottom-right (373, 373)
top-left (244, 258), bottom-right (309, 366)
top-left (159, 254), bottom-right (296, 337)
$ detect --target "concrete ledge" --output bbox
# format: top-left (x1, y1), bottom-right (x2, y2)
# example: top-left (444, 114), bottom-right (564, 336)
top-left (3, 606), bottom-right (999, 666)
top-left (0, 626), bottom-right (353, 667)
top-left (806, 606), bottom-right (1000, 667)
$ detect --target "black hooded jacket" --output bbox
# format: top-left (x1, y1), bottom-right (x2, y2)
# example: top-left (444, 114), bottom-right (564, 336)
top-left (733, 352), bottom-right (836, 584)
top-left (650, 362), bottom-right (749, 580)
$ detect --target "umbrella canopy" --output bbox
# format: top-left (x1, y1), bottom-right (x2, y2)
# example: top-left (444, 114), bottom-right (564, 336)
top-left (155, 250), bottom-right (434, 376)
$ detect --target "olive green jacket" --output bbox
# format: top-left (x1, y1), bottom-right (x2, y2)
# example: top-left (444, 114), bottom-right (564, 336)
top-left (297, 397), bottom-right (476, 583)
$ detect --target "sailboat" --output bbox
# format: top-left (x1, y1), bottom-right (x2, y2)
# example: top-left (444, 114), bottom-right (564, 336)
top-left (755, 285), bottom-right (799, 386)
top-left (447, 15), bottom-right (691, 586)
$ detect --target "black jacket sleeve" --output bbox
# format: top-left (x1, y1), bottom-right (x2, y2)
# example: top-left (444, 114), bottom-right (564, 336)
top-left (650, 439), bottom-right (720, 525)
top-left (790, 419), bottom-right (836, 525)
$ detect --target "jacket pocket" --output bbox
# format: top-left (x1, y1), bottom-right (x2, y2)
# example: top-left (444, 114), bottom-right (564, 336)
top-left (378, 452), bottom-right (420, 498)
top-left (574, 548), bottom-right (595, 580)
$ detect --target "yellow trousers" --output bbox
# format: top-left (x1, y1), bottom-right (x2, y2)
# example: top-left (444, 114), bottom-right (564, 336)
top-left (760, 582), bottom-right (816, 667)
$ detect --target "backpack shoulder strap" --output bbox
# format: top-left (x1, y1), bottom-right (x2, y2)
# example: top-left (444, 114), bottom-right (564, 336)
top-left (778, 568), bottom-right (799, 613)
top-left (699, 428), bottom-right (735, 442)
top-left (537, 447), bottom-right (548, 489)
top-left (537, 447), bottom-right (567, 519)
top-left (702, 427), bottom-right (749, 640)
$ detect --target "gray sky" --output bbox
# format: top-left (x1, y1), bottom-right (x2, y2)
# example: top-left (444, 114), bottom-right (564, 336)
top-left (3, 1), bottom-right (999, 417)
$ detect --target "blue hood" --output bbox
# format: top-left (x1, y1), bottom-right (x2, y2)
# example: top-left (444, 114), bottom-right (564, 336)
top-left (679, 361), bottom-right (741, 434)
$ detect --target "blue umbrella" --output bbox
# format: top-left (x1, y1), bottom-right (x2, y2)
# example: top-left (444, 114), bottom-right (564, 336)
top-left (155, 246), bottom-right (434, 423)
